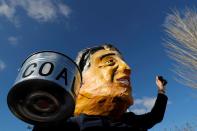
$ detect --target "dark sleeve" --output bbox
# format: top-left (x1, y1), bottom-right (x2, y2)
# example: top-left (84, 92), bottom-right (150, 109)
top-left (32, 119), bottom-right (79, 131)
top-left (123, 93), bottom-right (168, 129)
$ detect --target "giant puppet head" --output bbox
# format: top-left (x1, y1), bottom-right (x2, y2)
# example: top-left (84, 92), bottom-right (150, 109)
top-left (74, 44), bottom-right (133, 119)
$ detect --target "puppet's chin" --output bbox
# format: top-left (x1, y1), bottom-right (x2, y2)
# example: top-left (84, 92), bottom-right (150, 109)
top-left (74, 82), bottom-right (133, 118)
top-left (74, 92), bottom-right (133, 118)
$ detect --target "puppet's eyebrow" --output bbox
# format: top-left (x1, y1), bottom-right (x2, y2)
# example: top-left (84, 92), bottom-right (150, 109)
top-left (99, 53), bottom-right (116, 60)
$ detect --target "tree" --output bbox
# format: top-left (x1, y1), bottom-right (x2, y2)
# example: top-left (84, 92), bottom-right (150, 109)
top-left (164, 8), bottom-right (197, 88)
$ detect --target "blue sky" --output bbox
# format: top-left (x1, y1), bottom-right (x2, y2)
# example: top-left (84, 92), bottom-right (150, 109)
top-left (0, 0), bottom-right (197, 130)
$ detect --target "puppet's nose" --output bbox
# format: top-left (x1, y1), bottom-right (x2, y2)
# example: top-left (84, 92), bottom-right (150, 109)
top-left (118, 60), bottom-right (131, 75)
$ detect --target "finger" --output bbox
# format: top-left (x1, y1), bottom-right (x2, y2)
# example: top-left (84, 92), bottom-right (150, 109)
top-left (158, 76), bottom-right (164, 81)
top-left (163, 80), bottom-right (168, 86)
top-left (156, 76), bottom-right (159, 80)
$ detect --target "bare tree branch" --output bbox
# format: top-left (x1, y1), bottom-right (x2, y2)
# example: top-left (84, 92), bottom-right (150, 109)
top-left (164, 8), bottom-right (197, 88)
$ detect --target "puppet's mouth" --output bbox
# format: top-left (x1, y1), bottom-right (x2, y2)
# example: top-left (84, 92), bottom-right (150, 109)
top-left (116, 76), bottom-right (130, 86)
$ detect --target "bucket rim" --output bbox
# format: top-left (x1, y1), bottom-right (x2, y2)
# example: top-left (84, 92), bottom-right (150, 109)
top-left (20, 50), bottom-right (82, 83)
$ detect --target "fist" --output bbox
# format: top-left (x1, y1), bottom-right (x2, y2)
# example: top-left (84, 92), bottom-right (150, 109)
top-left (156, 76), bottom-right (167, 91)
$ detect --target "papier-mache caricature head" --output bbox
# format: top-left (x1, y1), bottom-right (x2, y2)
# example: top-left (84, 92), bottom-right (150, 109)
top-left (74, 44), bottom-right (133, 119)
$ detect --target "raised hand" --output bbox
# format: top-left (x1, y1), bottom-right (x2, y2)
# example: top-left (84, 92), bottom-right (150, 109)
top-left (156, 76), bottom-right (167, 94)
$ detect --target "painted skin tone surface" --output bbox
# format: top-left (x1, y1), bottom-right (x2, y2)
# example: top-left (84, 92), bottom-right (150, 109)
top-left (74, 49), bottom-right (133, 119)
top-left (74, 48), bottom-right (166, 119)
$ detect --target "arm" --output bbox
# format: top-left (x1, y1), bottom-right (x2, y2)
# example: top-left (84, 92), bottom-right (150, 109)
top-left (142, 93), bottom-right (168, 128)
top-left (123, 76), bottom-right (168, 129)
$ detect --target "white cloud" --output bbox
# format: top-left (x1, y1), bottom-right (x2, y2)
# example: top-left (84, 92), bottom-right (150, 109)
top-left (127, 97), bottom-right (156, 114)
top-left (0, 1), bottom-right (14, 19)
top-left (128, 96), bottom-right (172, 114)
top-left (8, 36), bottom-right (18, 45)
top-left (0, 60), bottom-right (6, 71)
top-left (131, 108), bottom-right (147, 115)
top-left (141, 97), bottom-right (157, 111)
top-left (24, 0), bottom-right (57, 22)
top-left (0, 0), bottom-right (18, 26)
top-left (58, 4), bottom-right (71, 18)
top-left (0, 0), bottom-right (71, 24)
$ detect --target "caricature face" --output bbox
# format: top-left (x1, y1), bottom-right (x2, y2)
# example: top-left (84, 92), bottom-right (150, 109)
top-left (74, 49), bottom-right (133, 118)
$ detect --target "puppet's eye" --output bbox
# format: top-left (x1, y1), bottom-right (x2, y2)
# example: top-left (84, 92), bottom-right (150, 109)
top-left (105, 58), bottom-right (116, 66)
